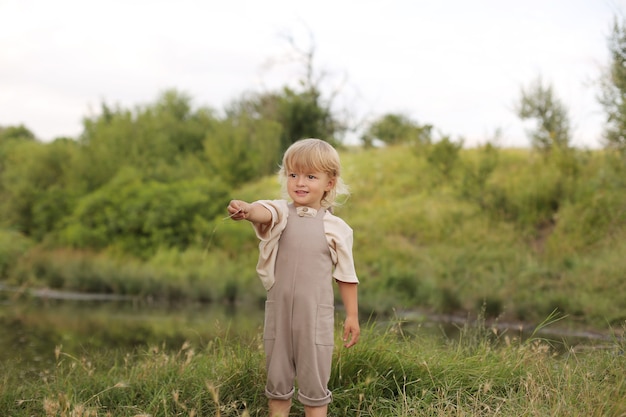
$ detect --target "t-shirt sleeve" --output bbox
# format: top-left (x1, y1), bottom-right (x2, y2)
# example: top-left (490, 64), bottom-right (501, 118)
top-left (251, 200), bottom-right (288, 290)
top-left (325, 213), bottom-right (359, 284)
top-left (252, 200), bottom-right (287, 241)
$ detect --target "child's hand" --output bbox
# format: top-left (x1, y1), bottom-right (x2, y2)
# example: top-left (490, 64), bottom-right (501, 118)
top-left (342, 316), bottom-right (360, 348)
top-left (227, 200), bottom-right (248, 221)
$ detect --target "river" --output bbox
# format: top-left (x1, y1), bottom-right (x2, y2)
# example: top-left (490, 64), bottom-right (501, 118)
top-left (0, 285), bottom-right (619, 374)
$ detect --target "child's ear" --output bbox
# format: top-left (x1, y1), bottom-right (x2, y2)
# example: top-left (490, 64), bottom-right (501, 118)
top-left (326, 178), bottom-right (336, 191)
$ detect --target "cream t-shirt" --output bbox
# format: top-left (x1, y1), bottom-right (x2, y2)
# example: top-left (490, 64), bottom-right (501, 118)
top-left (252, 199), bottom-right (359, 290)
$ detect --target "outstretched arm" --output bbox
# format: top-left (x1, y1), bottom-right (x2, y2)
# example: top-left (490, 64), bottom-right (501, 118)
top-left (227, 200), bottom-right (272, 225)
top-left (337, 281), bottom-right (360, 348)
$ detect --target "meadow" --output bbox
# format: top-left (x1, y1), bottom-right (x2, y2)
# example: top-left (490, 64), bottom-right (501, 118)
top-left (1, 143), bottom-right (626, 416)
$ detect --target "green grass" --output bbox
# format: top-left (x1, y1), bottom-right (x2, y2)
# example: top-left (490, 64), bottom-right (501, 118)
top-left (2, 319), bottom-right (624, 417)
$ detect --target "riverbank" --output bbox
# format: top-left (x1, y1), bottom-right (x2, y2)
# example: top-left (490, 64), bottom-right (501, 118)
top-left (2, 283), bottom-right (623, 374)
top-left (3, 283), bottom-right (623, 346)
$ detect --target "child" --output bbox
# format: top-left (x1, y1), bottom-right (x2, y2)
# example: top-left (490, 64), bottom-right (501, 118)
top-left (227, 138), bottom-right (360, 417)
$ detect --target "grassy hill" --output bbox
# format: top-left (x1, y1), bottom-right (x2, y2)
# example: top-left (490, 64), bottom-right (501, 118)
top-left (216, 143), bottom-right (625, 330)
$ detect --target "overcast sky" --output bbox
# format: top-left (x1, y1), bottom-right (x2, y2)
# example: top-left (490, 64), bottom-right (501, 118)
top-left (0, 0), bottom-right (623, 147)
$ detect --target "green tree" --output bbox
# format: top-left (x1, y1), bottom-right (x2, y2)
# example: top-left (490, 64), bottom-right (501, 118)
top-left (515, 76), bottom-right (571, 152)
top-left (0, 124), bottom-right (37, 179)
top-left (362, 113), bottom-right (432, 147)
top-left (0, 124), bottom-right (36, 142)
top-left (0, 139), bottom-right (84, 239)
top-left (599, 18), bottom-right (626, 151)
top-left (79, 89), bottom-right (215, 188)
top-left (229, 85), bottom-right (339, 155)
top-left (203, 113), bottom-right (282, 186)
top-left (272, 86), bottom-right (338, 150)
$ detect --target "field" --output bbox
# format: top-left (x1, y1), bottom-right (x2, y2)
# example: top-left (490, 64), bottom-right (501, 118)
top-left (2, 315), bottom-right (625, 417)
top-left (1, 143), bottom-right (625, 416)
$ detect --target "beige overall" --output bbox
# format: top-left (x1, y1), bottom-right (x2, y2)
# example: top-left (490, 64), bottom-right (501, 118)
top-left (263, 203), bottom-right (335, 407)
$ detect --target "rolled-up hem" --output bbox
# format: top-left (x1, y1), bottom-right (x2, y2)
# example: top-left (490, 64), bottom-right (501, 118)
top-left (298, 389), bottom-right (332, 407)
top-left (265, 386), bottom-right (295, 401)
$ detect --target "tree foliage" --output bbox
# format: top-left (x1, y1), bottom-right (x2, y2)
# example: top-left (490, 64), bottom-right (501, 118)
top-left (0, 124), bottom-right (37, 185)
top-left (256, 87), bottom-right (338, 151)
top-left (225, 86), bottom-right (337, 161)
top-left (79, 90), bottom-right (215, 188)
top-left (0, 124), bottom-right (36, 142)
top-left (57, 167), bottom-right (229, 258)
top-left (204, 113), bottom-right (281, 187)
top-left (0, 139), bottom-right (84, 239)
top-left (361, 113), bottom-right (432, 147)
top-left (515, 76), bottom-right (571, 152)
top-left (0, 36), bottom-right (352, 259)
top-left (0, 92), bottom-right (218, 251)
top-left (599, 18), bottom-right (626, 151)
top-left (0, 79), bottom-right (345, 257)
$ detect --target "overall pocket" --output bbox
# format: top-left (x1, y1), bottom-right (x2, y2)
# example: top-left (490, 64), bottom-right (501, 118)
top-left (315, 304), bottom-right (335, 346)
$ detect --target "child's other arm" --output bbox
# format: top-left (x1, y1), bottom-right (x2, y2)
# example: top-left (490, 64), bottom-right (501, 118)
top-left (337, 281), bottom-right (360, 348)
top-left (227, 200), bottom-right (272, 225)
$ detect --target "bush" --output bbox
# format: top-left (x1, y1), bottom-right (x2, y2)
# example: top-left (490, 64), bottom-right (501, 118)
top-left (0, 229), bottom-right (32, 279)
top-left (57, 168), bottom-right (230, 258)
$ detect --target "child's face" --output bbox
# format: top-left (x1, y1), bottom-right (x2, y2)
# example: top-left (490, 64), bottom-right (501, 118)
top-left (286, 170), bottom-right (335, 209)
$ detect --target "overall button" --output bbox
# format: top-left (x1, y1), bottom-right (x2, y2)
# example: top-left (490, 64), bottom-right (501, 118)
top-left (297, 206), bottom-right (312, 217)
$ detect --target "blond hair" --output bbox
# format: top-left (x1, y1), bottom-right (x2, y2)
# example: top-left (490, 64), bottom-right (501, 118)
top-left (278, 138), bottom-right (349, 208)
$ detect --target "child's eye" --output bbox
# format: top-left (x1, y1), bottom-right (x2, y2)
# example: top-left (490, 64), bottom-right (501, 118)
top-left (308, 175), bottom-right (316, 180)
top-left (289, 173), bottom-right (297, 178)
